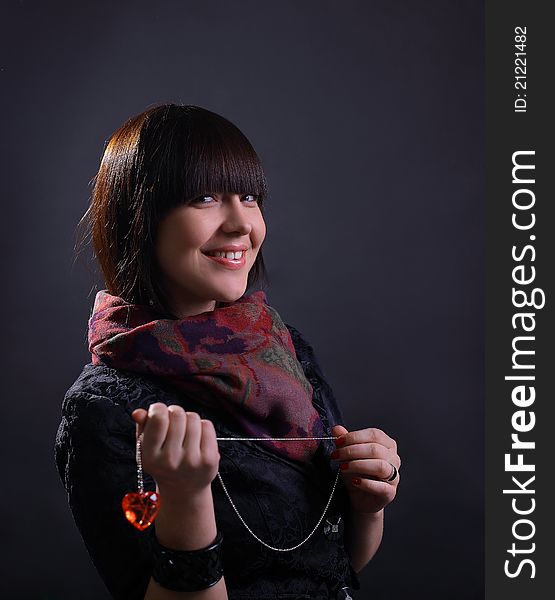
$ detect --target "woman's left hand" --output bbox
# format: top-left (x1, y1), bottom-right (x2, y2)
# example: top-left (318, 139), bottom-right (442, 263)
top-left (330, 424), bottom-right (401, 514)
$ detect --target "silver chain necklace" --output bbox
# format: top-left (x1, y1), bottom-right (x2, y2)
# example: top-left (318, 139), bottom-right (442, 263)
top-left (136, 434), bottom-right (341, 552)
top-left (216, 436), bottom-right (339, 552)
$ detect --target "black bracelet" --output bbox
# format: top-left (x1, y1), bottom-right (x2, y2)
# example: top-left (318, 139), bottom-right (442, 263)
top-left (150, 530), bottom-right (224, 592)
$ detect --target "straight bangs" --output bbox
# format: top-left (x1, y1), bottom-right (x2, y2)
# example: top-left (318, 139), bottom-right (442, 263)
top-left (140, 105), bottom-right (269, 222)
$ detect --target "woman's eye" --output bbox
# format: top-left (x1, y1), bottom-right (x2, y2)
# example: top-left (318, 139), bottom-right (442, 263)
top-left (191, 193), bottom-right (259, 205)
top-left (193, 194), bottom-right (216, 204)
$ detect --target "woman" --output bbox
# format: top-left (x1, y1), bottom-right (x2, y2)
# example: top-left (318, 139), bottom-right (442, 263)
top-left (54, 104), bottom-right (401, 600)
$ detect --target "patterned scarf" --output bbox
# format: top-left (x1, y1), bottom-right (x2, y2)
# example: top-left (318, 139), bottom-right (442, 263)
top-left (87, 290), bottom-right (324, 462)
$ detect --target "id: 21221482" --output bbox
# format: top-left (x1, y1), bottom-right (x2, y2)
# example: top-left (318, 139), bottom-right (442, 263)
top-left (514, 26), bottom-right (527, 113)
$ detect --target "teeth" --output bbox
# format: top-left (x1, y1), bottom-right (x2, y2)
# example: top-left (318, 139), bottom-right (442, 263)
top-left (206, 250), bottom-right (244, 259)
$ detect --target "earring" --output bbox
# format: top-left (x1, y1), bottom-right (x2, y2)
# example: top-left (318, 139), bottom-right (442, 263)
top-left (148, 299), bottom-right (154, 306)
top-left (121, 433), bottom-right (161, 530)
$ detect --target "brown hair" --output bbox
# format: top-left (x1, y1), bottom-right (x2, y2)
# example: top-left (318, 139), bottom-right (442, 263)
top-left (76, 103), bottom-right (270, 318)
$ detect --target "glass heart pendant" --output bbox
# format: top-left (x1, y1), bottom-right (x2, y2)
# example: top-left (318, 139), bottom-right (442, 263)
top-left (122, 490), bottom-right (161, 531)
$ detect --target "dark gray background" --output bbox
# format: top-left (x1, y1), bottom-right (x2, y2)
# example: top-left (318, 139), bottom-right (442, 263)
top-left (1, 1), bottom-right (484, 598)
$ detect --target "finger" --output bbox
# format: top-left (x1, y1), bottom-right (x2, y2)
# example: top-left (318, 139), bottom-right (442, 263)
top-left (338, 458), bottom-right (398, 481)
top-left (182, 411), bottom-right (202, 462)
top-left (331, 424), bottom-right (349, 437)
top-left (162, 405), bottom-right (186, 448)
top-left (200, 419), bottom-right (220, 459)
top-left (161, 405), bottom-right (187, 466)
top-left (131, 408), bottom-right (148, 437)
top-left (338, 427), bottom-right (397, 451)
top-left (331, 442), bottom-right (398, 466)
top-left (348, 475), bottom-right (399, 497)
top-left (131, 408), bottom-right (147, 423)
top-left (141, 403), bottom-right (170, 456)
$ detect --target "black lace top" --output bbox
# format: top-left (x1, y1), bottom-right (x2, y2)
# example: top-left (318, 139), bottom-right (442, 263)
top-left (54, 323), bottom-right (361, 600)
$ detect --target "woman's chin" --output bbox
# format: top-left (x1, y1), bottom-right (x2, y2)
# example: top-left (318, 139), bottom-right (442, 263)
top-left (214, 283), bottom-right (248, 304)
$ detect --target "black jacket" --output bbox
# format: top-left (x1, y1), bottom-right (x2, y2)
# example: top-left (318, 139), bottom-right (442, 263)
top-left (54, 323), bottom-right (361, 600)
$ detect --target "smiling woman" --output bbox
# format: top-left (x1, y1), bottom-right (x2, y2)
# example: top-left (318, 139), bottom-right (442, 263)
top-left (79, 104), bottom-right (270, 319)
top-left (155, 189), bottom-right (266, 318)
top-left (55, 103), bottom-right (399, 600)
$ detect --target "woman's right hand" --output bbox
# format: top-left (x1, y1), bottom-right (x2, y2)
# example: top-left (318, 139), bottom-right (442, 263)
top-left (131, 403), bottom-right (221, 497)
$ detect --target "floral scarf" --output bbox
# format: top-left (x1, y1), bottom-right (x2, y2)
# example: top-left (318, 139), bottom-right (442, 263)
top-left (87, 290), bottom-right (324, 462)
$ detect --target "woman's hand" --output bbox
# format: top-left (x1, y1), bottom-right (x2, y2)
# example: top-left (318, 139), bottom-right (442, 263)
top-left (330, 424), bottom-right (400, 514)
top-left (131, 403), bottom-right (221, 498)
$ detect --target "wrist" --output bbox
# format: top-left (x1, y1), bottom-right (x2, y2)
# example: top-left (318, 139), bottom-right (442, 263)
top-left (156, 481), bottom-right (213, 507)
top-left (154, 485), bottom-right (217, 551)
top-left (350, 506), bottom-right (385, 520)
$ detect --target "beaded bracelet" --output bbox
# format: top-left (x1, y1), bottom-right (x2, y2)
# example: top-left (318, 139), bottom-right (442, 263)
top-left (150, 530), bottom-right (224, 592)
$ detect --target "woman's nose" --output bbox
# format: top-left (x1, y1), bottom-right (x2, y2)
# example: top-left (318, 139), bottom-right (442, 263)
top-left (220, 195), bottom-right (253, 235)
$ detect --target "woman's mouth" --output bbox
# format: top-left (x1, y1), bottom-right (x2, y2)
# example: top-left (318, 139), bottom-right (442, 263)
top-left (201, 249), bottom-right (247, 270)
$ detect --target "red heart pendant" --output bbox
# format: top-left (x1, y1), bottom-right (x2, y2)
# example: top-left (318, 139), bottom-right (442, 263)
top-left (122, 491), bottom-right (161, 531)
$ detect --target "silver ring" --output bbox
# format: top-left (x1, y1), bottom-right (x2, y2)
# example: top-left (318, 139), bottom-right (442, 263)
top-left (385, 463), bottom-right (398, 482)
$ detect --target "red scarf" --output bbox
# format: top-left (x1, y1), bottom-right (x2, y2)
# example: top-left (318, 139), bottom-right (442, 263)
top-left (87, 290), bottom-right (324, 462)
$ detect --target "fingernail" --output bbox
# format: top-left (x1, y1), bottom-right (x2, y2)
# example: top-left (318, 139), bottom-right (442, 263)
top-left (335, 437), bottom-right (346, 447)
top-left (340, 462), bottom-right (349, 471)
top-left (352, 477), bottom-right (361, 485)
top-left (330, 450), bottom-right (339, 459)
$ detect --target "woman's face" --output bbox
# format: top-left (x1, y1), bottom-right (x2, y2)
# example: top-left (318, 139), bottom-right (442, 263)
top-left (155, 191), bottom-right (266, 317)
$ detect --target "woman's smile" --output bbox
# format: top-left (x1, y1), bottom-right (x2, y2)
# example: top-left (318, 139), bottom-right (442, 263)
top-left (202, 249), bottom-right (247, 270)
top-left (201, 243), bottom-right (250, 270)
